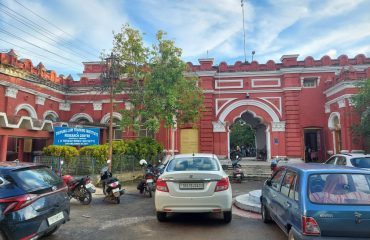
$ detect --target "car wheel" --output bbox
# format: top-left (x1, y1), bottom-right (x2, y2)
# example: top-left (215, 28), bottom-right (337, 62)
top-left (223, 211), bottom-right (232, 223)
top-left (261, 203), bottom-right (272, 223)
top-left (43, 225), bottom-right (61, 237)
top-left (156, 211), bottom-right (167, 222)
top-left (288, 229), bottom-right (295, 240)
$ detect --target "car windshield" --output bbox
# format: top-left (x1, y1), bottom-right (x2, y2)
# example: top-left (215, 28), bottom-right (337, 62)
top-left (308, 173), bottom-right (370, 205)
top-left (10, 167), bottom-right (63, 192)
top-left (166, 157), bottom-right (219, 172)
top-left (350, 157), bottom-right (370, 168)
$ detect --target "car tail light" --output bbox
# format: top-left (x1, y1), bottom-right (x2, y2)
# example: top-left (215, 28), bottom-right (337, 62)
top-left (302, 216), bottom-right (321, 235)
top-left (0, 194), bottom-right (38, 215)
top-left (215, 177), bottom-right (229, 192)
top-left (146, 175), bottom-right (153, 179)
top-left (156, 178), bottom-right (168, 192)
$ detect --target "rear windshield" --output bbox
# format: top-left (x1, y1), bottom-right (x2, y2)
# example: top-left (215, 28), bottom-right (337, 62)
top-left (309, 173), bottom-right (370, 205)
top-left (350, 157), bottom-right (370, 168)
top-left (10, 167), bottom-right (63, 192)
top-left (166, 157), bottom-right (220, 172)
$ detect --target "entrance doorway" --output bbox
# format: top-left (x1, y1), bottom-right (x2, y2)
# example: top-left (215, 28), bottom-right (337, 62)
top-left (229, 111), bottom-right (267, 160)
top-left (304, 128), bottom-right (324, 162)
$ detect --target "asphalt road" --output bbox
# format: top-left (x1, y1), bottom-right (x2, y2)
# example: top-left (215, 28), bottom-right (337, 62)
top-left (45, 180), bottom-right (285, 240)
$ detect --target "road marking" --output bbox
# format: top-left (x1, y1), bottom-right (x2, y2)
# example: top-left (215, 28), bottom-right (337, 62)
top-left (99, 216), bottom-right (156, 230)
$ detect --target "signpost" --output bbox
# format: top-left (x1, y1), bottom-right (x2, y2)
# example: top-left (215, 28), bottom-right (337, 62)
top-left (54, 127), bottom-right (100, 146)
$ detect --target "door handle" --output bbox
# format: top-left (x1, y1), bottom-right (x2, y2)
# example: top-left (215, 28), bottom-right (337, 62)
top-left (285, 202), bottom-right (291, 208)
top-left (272, 194), bottom-right (277, 198)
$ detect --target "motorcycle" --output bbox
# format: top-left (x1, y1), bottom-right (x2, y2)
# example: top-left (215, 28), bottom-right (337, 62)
top-left (101, 164), bottom-right (125, 204)
top-left (62, 175), bottom-right (96, 205)
top-left (231, 155), bottom-right (244, 183)
top-left (143, 164), bottom-right (156, 198)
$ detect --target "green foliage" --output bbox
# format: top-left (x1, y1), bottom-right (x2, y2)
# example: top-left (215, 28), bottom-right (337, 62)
top-left (111, 25), bottom-right (204, 134)
top-left (125, 137), bottom-right (163, 161)
top-left (79, 145), bottom-right (109, 164)
top-left (42, 145), bottom-right (79, 162)
top-left (111, 140), bottom-right (128, 155)
top-left (144, 31), bottom-right (204, 128)
top-left (230, 119), bottom-right (256, 148)
top-left (351, 79), bottom-right (370, 147)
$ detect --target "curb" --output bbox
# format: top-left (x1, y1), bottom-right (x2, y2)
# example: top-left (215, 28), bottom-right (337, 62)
top-left (234, 190), bottom-right (261, 214)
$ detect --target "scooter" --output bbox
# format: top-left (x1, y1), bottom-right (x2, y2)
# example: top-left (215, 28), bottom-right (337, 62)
top-left (59, 160), bottom-right (96, 205)
top-left (100, 163), bottom-right (125, 204)
top-left (62, 175), bottom-right (96, 205)
top-left (231, 156), bottom-right (244, 183)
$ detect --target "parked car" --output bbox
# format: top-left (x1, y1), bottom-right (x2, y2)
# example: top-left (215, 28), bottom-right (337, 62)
top-left (324, 152), bottom-right (370, 169)
top-left (0, 162), bottom-right (70, 240)
top-left (261, 163), bottom-right (370, 239)
top-left (154, 153), bottom-right (232, 223)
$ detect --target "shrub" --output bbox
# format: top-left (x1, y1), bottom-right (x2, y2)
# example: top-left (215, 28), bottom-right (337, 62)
top-left (79, 145), bottom-right (108, 164)
top-left (42, 145), bottom-right (79, 162)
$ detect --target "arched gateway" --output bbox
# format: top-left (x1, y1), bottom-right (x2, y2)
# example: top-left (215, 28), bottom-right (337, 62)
top-left (213, 99), bottom-right (286, 161)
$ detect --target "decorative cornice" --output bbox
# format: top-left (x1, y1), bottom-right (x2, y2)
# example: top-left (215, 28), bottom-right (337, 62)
top-left (272, 121), bottom-right (286, 132)
top-left (213, 121), bottom-right (226, 132)
top-left (59, 102), bottom-right (71, 111)
top-left (5, 87), bottom-right (18, 98)
top-left (36, 96), bottom-right (45, 105)
top-left (93, 102), bottom-right (102, 111)
top-left (338, 99), bottom-right (345, 108)
top-left (323, 80), bottom-right (359, 97)
top-left (0, 112), bottom-right (53, 131)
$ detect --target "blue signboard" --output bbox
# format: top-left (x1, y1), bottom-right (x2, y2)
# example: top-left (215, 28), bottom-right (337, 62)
top-left (54, 127), bottom-right (100, 146)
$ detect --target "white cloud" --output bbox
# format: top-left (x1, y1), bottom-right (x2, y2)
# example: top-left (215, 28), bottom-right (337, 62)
top-left (325, 49), bottom-right (337, 58)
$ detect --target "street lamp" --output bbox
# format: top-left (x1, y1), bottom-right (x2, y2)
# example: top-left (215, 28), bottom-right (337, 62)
top-left (103, 52), bottom-right (119, 172)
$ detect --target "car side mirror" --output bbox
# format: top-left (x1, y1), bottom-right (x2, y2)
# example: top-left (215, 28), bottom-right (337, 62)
top-left (266, 179), bottom-right (272, 186)
top-left (0, 178), bottom-right (3, 185)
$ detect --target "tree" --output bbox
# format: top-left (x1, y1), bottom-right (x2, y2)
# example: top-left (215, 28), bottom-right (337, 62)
top-left (351, 78), bottom-right (370, 149)
top-left (229, 119), bottom-right (255, 149)
top-left (112, 25), bottom-right (203, 134)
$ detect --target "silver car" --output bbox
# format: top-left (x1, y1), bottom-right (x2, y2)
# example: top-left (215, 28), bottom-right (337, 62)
top-left (154, 153), bottom-right (232, 223)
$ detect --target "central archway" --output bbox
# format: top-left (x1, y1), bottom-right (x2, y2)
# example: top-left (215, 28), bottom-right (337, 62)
top-left (215, 99), bottom-right (284, 161)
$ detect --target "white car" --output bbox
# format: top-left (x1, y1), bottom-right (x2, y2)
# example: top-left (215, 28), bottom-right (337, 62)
top-left (324, 152), bottom-right (370, 169)
top-left (154, 153), bottom-right (233, 223)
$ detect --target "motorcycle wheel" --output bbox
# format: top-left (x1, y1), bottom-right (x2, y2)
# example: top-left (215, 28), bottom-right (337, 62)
top-left (116, 197), bottom-right (120, 204)
top-left (149, 189), bottom-right (152, 198)
top-left (79, 188), bottom-right (92, 205)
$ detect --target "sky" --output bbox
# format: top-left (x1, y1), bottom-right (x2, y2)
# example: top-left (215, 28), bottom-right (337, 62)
top-left (1, 0), bottom-right (370, 79)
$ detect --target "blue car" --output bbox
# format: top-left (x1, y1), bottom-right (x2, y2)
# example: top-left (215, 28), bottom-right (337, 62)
top-left (0, 162), bottom-right (70, 240)
top-left (261, 163), bottom-right (370, 239)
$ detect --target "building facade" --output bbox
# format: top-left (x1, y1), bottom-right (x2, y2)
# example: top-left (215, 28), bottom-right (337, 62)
top-left (0, 50), bottom-right (369, 162)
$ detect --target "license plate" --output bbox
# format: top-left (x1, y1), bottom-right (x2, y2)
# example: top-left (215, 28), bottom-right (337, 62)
top-left (147, 179), bottom-right (153, 183)
top-left (179, 182), bottom-right (204, 190)
top-left (47, 212), bottom-right (64, 226)
top-left (112, 188), bottom-right (120, 193)
top-left (85, 183), bottom-right (94, 189)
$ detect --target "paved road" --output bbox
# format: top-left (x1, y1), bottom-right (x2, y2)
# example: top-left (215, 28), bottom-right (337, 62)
top-left (46, 180), bottom-right (285, 240)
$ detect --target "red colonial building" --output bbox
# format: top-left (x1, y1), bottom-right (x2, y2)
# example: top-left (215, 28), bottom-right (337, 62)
top-left (0, 49), bottom-right (369, 162)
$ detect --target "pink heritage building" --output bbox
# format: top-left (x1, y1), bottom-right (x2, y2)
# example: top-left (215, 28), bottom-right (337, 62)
top-left (0, 49), bottom-right (369, 162)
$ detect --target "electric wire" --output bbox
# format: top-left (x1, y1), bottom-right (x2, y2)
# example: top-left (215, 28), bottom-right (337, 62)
top-left (0, 28), bottom-right (82, 64)
top-left (0, 3), bottom-right (98, 60)
top-left (13, 0), bottom-right (100, 54)
top-left (1, 20), bottom-right (91, 62)
top-left (0, 38), bottom-right (82, 72)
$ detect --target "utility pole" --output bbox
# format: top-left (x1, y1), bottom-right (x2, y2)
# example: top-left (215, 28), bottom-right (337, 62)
top-left (103, 52), bottom-right (118, 172)
top-left (241, 0), bottom-right (247, 63)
